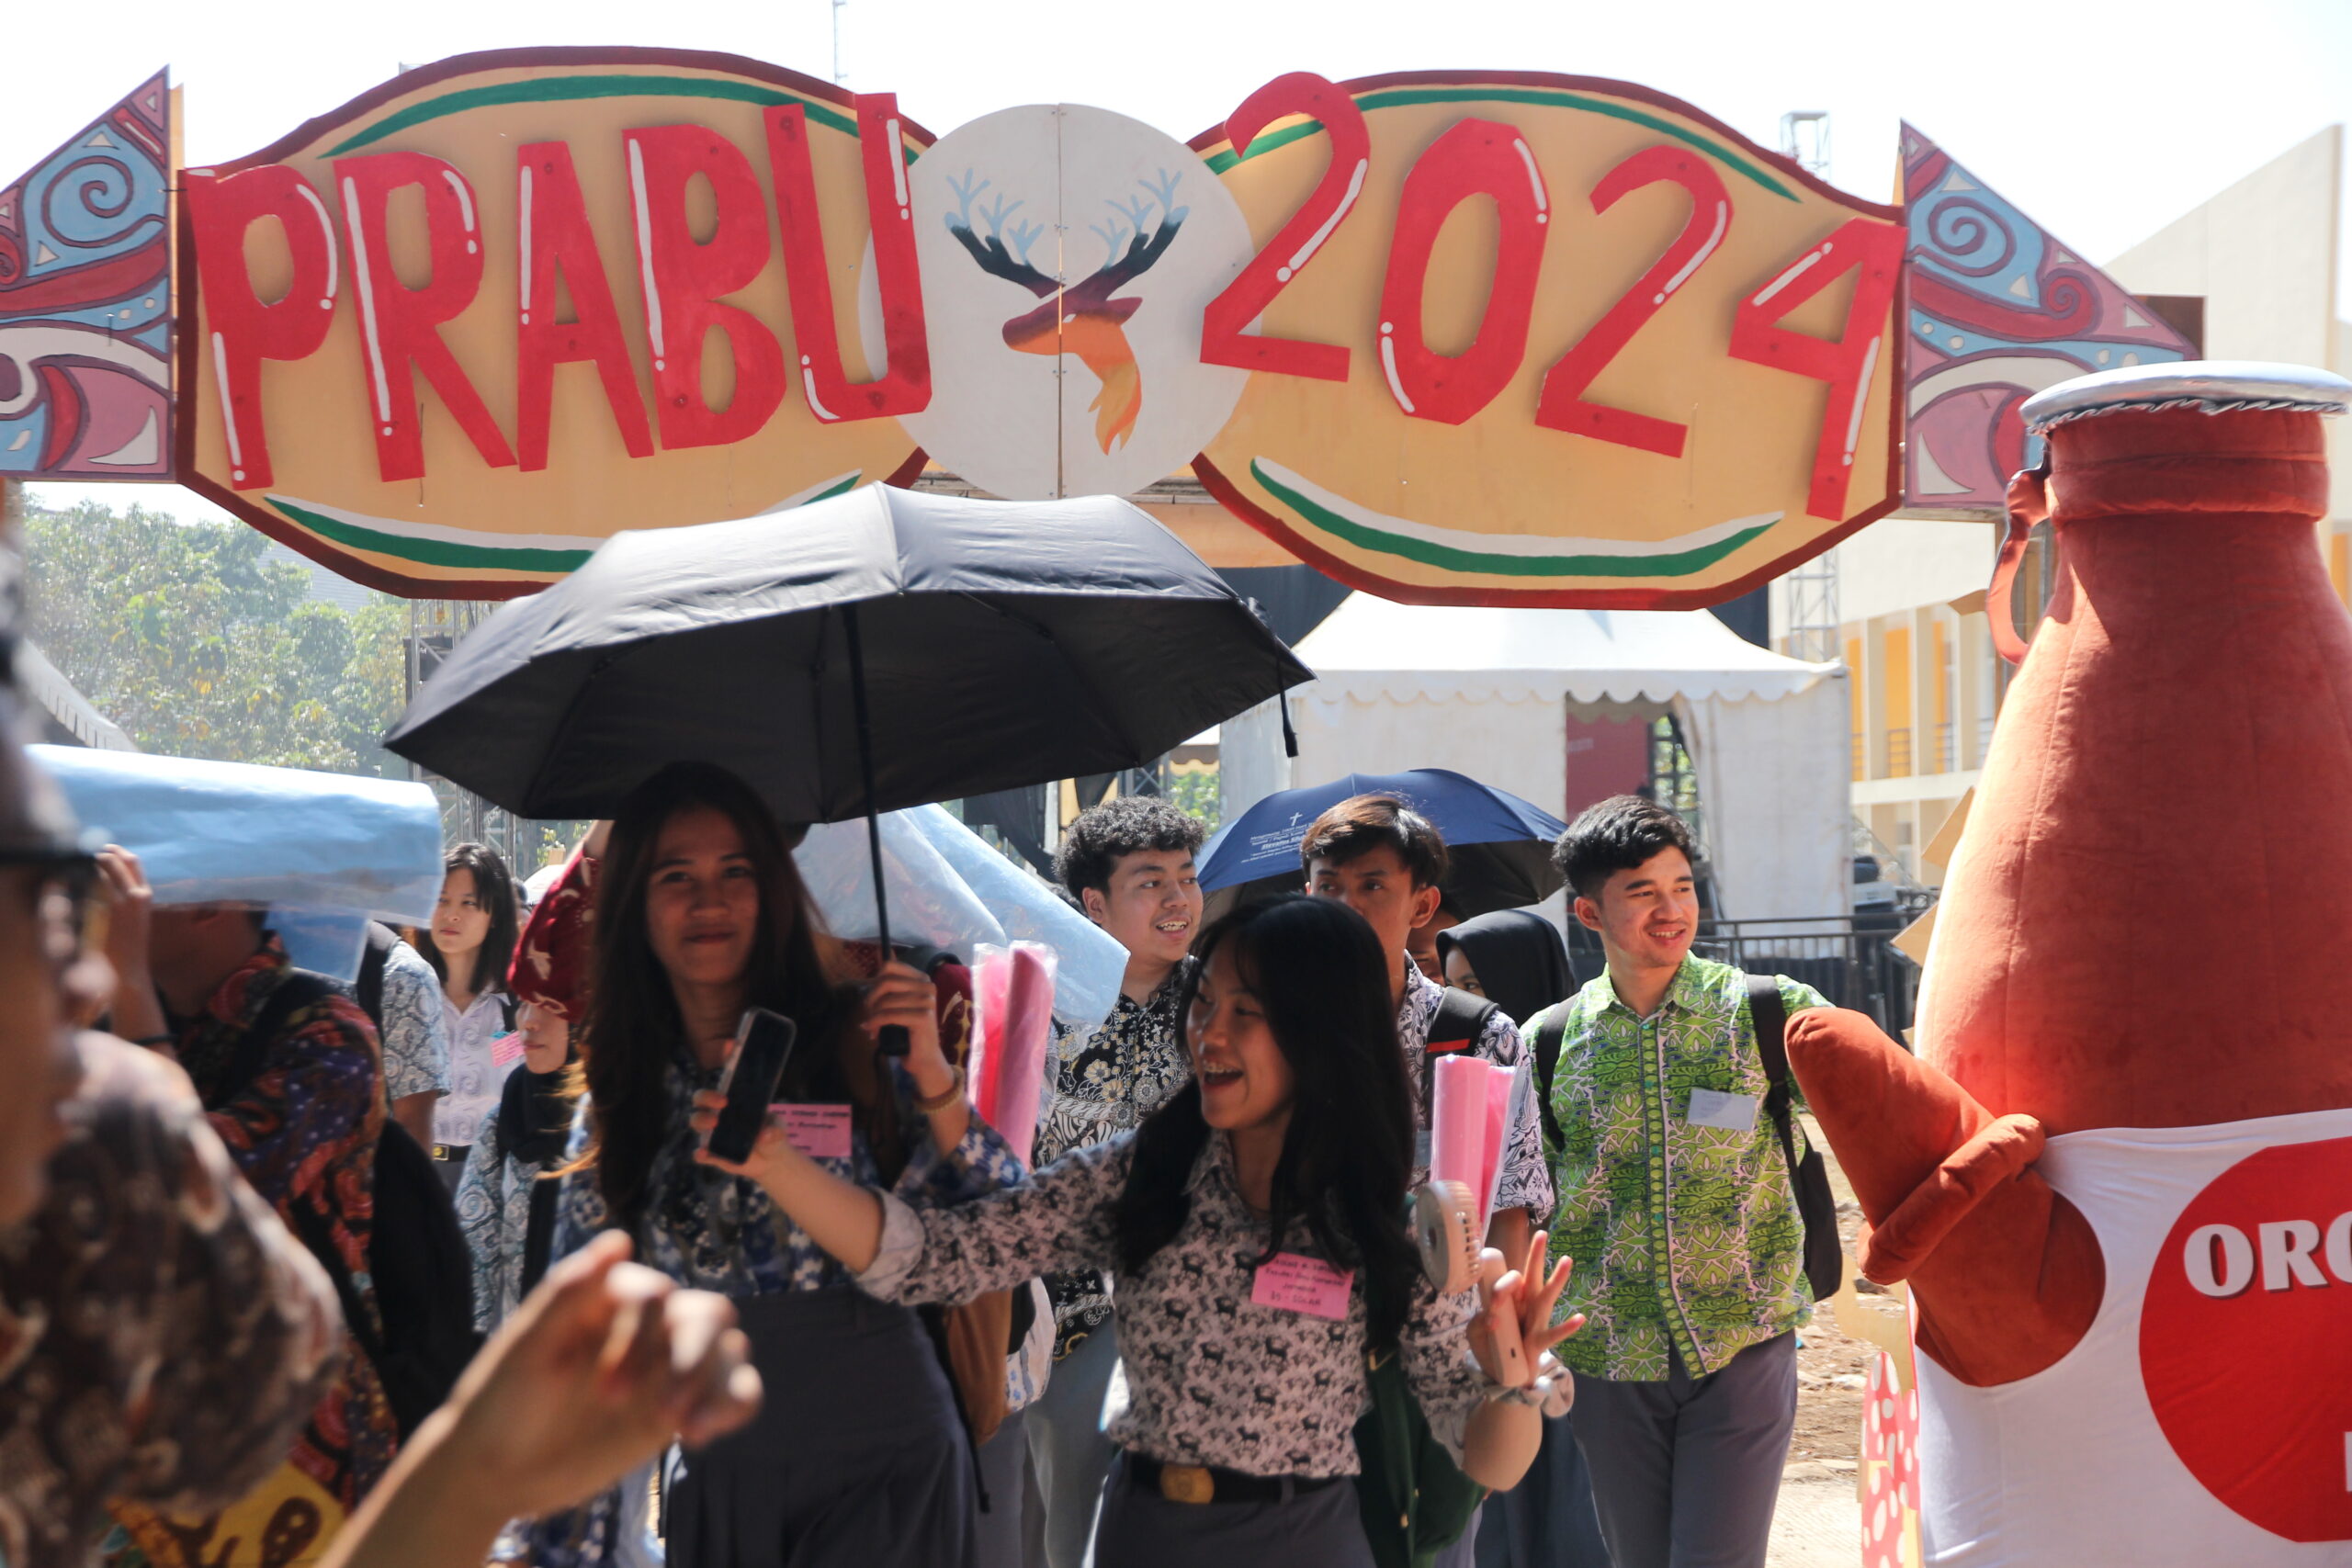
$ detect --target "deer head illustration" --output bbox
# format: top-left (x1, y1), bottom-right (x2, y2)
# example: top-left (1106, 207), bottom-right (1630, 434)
top-left (944, 168), bottom-right (1189, 454)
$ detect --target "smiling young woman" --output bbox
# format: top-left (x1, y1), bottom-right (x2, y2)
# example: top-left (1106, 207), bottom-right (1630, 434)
top-left (415, 841), bottom-right (523, 1190)
top-left (518, 761), bottom-right (1024, 1568)
top-left (708, 895), bottom-right (1578, 1566)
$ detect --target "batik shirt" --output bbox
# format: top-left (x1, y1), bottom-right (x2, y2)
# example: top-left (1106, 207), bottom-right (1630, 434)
top-left (1530, 955), bottom-right (1827, 1380)
top-left (548, 1044), bottom-right (1026, 1294)
top-left (114, 938), bottom-right (399, 1543)
top-left (1396, 962), bottom-right (1555, 1224)
top-left (861, 1132), bottom-right (1492, 1478)
top-left (454, 1095), bottom-right (566, 1333)
top-left (1032, 961), bottom-right (1193, 1359)
top-left (374, 938), bottom-right (449, 1102)
top-left (0, 1035), bottom-right (342, 1568)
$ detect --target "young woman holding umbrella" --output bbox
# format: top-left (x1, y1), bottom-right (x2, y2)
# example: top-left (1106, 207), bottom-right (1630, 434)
top-left (698, 895), bottom-right (1579, 1566)
top-left (523, 761), bottom-right (1026, 1568)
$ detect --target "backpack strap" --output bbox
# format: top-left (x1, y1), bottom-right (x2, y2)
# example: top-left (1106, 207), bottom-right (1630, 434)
top-left (1747, 972), bottom-right (1800, 1166)
top-left (355, 922), bottom-right (397, 1034)
top-left (1531, 1010), bottom-right (1567, 1155)
top-left (1423, 987), bottom-right (1498, 1110)
top-left (222, 969), bottom-right (340, 1103)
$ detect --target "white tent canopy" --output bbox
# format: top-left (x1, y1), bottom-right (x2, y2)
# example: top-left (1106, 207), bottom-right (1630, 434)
top-left (1224, 595), bottom-right (1850, 923)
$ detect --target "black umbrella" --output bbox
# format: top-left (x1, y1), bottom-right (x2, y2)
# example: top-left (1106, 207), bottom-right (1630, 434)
top-left (387, 487), bottom-right (1311, 1044)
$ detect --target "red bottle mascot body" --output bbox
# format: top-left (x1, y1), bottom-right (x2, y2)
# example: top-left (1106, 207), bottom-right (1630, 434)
top-left (1792, 362), bottom-right (2352, 1564)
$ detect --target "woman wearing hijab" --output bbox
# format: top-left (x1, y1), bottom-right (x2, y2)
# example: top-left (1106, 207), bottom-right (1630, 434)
top-left (1435, 909), bottom-right (1577, 1032)
top-left (1435, 911), bottom-right (1611, 1568)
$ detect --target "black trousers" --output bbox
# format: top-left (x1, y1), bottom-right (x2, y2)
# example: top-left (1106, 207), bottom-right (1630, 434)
top-left (667, 1289), bottom-right (977, 1568)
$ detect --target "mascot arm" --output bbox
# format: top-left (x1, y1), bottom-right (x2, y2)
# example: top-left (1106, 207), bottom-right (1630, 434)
top-left (1787, 1007), bottom-right (2104, 1387)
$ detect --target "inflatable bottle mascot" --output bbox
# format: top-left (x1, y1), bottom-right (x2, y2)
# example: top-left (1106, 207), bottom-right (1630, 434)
top-left (1792, 361), bottom-right (2352, 1565)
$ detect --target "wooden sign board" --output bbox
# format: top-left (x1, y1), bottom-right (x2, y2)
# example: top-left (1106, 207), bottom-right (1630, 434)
top-left (177, 50), bottom-right (927, 594)
top-left (175, 52), bottom-right (1905, 604)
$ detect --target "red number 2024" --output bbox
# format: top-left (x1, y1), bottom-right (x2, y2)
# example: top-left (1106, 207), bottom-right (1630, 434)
top-left (1198, 73), bottom-right (1369, 381)
top-left (1200, 78), bottom-right (1903, 521)
top-left (1533, 145), bottom-right (1730, 459)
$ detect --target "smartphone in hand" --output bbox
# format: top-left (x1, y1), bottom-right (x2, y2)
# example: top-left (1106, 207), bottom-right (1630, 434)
top-left (704, 1008), bottom-right (799, 1164)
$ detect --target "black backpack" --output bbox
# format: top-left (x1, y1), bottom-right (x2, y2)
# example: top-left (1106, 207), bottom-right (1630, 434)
top-left (1531, 974), bottom-right (1842, 1303)
top-left (229, 968), bottom-right (483, 1442)
top-left (1422, 986), bottom-right (1499, 1103)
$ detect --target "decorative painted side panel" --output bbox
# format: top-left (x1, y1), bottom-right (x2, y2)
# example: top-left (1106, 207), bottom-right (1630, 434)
top-left (0, 73), bottom-right (174, 480)
top-left (1902, 123), bottom-right (2193, 512)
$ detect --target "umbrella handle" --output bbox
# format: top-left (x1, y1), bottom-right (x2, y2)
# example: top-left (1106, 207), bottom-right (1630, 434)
top-left (844, 604), bottom-right (912, 1060)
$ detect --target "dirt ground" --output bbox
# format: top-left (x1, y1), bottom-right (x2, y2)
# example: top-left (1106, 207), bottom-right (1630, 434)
top-left (1770, 1119), bottom-right (1897, 1567)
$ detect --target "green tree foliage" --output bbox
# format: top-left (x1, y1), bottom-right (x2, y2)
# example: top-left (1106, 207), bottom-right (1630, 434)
top-left (1167, 764), bottom-right (1220, 833)
top-left (24, 499), bottom-right (407, 775)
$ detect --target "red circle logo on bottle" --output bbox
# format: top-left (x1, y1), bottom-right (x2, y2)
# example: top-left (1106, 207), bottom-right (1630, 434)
top-left (2142, 1135), bottom-right (2352, 1542)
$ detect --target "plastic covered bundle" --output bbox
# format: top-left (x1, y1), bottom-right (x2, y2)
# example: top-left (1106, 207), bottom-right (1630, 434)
top-left (793, 804), bottom-right (1124, 1026)
top-left (32, 745), bottom-right (444, 978)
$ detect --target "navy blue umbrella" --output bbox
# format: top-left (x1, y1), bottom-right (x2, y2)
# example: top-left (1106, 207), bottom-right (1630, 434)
top-left (1198, 769), bottom-right (1570, 919)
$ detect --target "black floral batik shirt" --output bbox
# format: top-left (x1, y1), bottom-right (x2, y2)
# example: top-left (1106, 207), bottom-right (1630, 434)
top-left (1032, 961), bottom-right (1193, 1359)
top-left (860, 1132), bottom-right (1490, 1479)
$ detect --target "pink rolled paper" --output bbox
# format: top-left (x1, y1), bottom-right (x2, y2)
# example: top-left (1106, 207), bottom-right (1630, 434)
top-left (976, 943), bottom-right (1056, 1165)
top-left (1480, 1064), bottom-right (1514, 1223)
top-left (1430, 1055), bottom-right (1497, 1202)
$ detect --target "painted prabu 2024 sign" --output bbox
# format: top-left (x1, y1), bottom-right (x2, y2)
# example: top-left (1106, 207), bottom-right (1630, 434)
top-left (177, 49), bottom-right (1904, 604)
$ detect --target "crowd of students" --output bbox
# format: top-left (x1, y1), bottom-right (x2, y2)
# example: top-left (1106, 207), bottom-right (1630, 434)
top-left (0, 631), bottom-right (1826, 1568)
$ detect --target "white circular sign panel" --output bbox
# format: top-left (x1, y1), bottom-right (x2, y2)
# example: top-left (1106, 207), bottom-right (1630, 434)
top-left (864, 103), bottom-right (1252, 500)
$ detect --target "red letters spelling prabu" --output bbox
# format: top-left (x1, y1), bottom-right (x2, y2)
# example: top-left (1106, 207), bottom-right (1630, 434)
top-left (185, 94), bottom-right (928, 491)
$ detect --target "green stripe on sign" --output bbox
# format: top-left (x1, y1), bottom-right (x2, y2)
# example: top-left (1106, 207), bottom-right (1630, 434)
top-left (1250, 459), bottom-right (1773, 580)
top-left (1204, 86), bottom-right (1795, 201)
top-left (271, 498), bottom-right (596, 574)
top-left (791, 473), bottom-right (862, 506)
top-left (323, 73), bottom-right (899, 157)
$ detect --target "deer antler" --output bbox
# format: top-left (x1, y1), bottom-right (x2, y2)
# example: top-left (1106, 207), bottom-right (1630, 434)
top-left (944, 167), bottom-right (1057, 299)
top-left (1141, 167), bottom-right (1187, 218)
top-left (1085, 171), bottom-right (1189, 296)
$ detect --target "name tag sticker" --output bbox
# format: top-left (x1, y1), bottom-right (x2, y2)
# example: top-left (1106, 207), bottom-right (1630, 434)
top-left (1687, 1089), bottom-right (1759, 1132)
top-left (1252, 1253), bottom-right (1354, 1320)
top-left (775, 1103), bottom-right (854, 1159)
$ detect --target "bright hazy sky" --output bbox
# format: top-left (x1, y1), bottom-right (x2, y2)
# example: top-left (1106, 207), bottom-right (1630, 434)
top-left (9, 0), bottom-right (2348, 525)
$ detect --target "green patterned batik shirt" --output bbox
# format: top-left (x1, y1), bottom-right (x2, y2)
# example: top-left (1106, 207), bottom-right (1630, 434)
top-left (1530, 954), bottom-right (1828, 1381)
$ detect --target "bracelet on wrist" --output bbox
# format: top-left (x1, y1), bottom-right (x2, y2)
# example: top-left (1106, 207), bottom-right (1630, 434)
top-left (912, 1064), bottom-right (966, 1115)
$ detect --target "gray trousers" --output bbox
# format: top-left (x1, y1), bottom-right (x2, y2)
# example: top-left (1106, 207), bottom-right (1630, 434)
top-left (1024, 1315), bottom-right (1122, 1568)
top-left (1567, 1331), bottom-right (1796, 1568)
top-left (975, 1408), bottom-right (1034, 1568)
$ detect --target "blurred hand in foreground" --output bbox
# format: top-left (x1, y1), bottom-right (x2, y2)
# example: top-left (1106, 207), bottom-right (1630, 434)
top-left (322, 1231), bottom-right (760, 1568)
